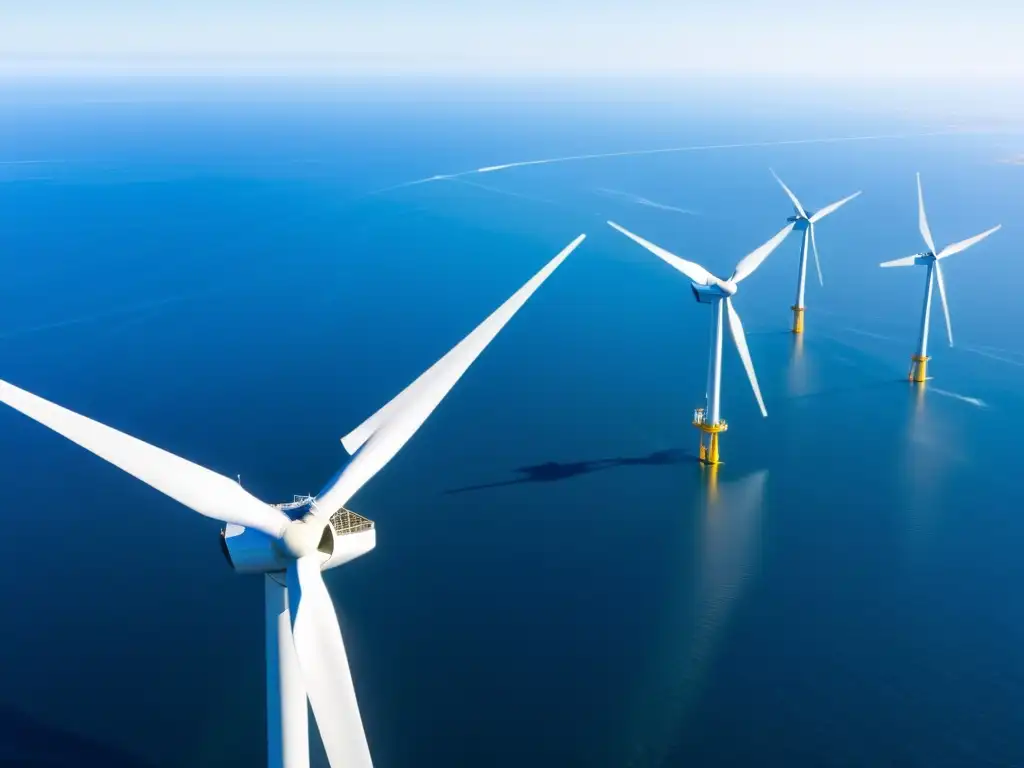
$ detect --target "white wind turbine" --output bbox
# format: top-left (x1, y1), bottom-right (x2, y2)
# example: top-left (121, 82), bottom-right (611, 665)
top-left (880, 173), bottom-right (1001, 382)
top-left (607, 220), bottom-right (794, 464)
top-left (770, 168), bottom-right (862, 334)
top-left (0, 233), bottom-right (585, 768)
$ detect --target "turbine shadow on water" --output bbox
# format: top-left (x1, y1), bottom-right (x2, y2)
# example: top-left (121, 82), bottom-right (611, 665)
top-left (443, 448), bottom-right (694, 495)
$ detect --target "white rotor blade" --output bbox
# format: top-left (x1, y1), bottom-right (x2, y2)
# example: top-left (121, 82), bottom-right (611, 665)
top-left (725, 299), bottom-right (767, 418)
top-left (809, 191), bottom-right (862, 224)
top-left (936, 224), bottom-right (1001, 260)
top-left (0, 380), bottom-right (289, 538)
top-left (287, 556), bottom-right (372, 768)
top-left (607, 221), bottom-right (714, 285)
top-left (879, 255), bottom-right (919, 268)
top-left (933, 261), bottom-right (954, 347)
top-left (770, 168), bottom-right (806, 218)
top-left (810, 224), bottom-right (823, 287)
top-left (916, 172), bottom-right (937, 255)
top-left (730, 222), bottom-right (795, 284)
top-left (316, 234), bottom-right (584, 515)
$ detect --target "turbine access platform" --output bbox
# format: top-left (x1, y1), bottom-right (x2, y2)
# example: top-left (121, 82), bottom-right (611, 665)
top-left (693, 407), bottom-right (727, 465)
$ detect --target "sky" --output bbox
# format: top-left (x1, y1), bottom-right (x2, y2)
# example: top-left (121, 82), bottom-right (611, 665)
top-left (2, 0), bottom-right (1023, 79)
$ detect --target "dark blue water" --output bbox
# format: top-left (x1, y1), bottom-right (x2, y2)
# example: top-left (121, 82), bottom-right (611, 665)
top-left (1, 79), bottom-right (1023, 767)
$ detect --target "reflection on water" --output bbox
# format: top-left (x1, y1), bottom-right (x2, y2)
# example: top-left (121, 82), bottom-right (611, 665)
top-left (903, 383), bottom-right (937, 562)
top-left (626, 467), bottom-right (768, 767)
top-left (690, 468), bottom-right (767, 690)
top-left (786, 333), bottom-right (808, 397)
top-left (900, 382), bottom-right (967, 565)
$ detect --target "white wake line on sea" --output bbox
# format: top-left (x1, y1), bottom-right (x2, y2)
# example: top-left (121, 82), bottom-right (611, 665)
top-left (445, 176), bottom-right (559, 206)
top-left (842, 326), bottom-right (902, 343)
top-left (594, 187), bottom-right (700, 216)
top-left (0, 292), bottom-right (204, 342)
top-left (0, 159), bottom-right (64, 166)
top-left (839, 327), bottom-right (1024, 365)
top-left (363, 128), bottom-right (976, 197)
top-left (961, 346), bottom-right (1024, 368)
top-left (929, 388), bottom-right (988, 408)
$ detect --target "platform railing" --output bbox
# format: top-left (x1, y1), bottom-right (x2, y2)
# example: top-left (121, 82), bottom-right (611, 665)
top-left (329, 508), bottom-right (375, 536)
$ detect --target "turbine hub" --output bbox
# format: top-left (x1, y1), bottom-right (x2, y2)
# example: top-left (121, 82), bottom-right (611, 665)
top-left (278, 514), bottom-right (335, 560)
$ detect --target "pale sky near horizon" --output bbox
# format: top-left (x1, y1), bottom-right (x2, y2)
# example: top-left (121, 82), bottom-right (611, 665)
top-left (2, 0), bottom-right (1022, 78)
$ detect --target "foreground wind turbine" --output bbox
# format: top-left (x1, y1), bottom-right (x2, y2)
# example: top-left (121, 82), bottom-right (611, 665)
top-left (770, 169), bottom-right (862, 334)
top-left (880, 173), bottom-right (1001, 382)
top-left (0, 233), bottom-right (585, 768)
top-left (607, 220), bottom-right (793, 464)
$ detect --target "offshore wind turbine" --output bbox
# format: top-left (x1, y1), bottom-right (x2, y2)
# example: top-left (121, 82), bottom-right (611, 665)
top-left (607, 220), bottom-right (794, 464)
top-left (770, 169), bottom-right (862, 334)
top-left (880, 173), bottom-right (1001, 382)
top-left (0, 233), bottom-right (585, 768)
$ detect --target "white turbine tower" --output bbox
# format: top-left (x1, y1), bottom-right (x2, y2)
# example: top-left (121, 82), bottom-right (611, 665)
top-left (770, 168), bottom-right (862, 334)
top-left (0, 233), bottom-right (585, 768)
top-left (607, 220), bottom-right (793, 465)
top-left (880, 173), bottom-right (1001, 383)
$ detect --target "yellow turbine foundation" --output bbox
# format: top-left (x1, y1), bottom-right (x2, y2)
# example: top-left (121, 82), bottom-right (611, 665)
top-left (693, 408), bottom-right (728, 465)
top-left (791, 305), bottom-right (805, 334)
top-left (909, 354), bottom-right (930, 383)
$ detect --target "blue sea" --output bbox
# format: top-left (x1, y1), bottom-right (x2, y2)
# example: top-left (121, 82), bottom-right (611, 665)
top-left (1, 77), bottom-right (1023, 767)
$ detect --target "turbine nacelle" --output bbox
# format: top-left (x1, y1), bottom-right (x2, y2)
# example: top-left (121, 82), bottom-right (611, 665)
top-left (691, 280), bottom-right (737, 304)
top-left (220, 508), bottom-right (377, 575)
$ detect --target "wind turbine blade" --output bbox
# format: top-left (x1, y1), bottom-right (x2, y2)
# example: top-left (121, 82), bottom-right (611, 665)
top-left (879, 255), bottom-right (919, 267)
top-left (317, 234), bottom-right (584, 515)
top-left (934, 261), bottom-right (954, 347)
top-left (936, 224), bottom-right (1001, 259)
top-left (917, 172), bottom-right (937, 255)
top-left (0, 380), bottom-right (289, 538)
top-left (725, 299), bottom-right (767, 418)
top-left (810, 224), bottom-right (823, 287)
top-left (730, 222), bottom-right (795, 284)
top-left (606, 221), bottom-right (714, 284)
top-left (288, 556), bottom-right (373, 768)
top-left (809, 190), bottom-right (862, 223)
top-left (769, 168), bottom-right (806, 218)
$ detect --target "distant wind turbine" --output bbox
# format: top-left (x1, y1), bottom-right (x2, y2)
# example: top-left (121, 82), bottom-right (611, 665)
top-left (608, 220), bottom-right (793, 464)
top-left (770, 168), bottom-right (862, 334)
top-left (880, 173), bottom-right (1001, 382)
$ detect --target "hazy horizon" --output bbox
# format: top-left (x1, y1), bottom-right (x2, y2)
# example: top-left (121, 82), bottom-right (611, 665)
top-left (4, 1), bottom-right (1023, 79)
top-left (1, 74), bottom-right (1022, 129)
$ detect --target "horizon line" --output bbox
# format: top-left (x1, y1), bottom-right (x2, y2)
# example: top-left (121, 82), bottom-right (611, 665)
top-left (1, 66), bottom-right (1023, 84)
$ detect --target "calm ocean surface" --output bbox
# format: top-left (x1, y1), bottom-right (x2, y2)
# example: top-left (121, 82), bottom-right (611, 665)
top-left (1, 78), bottom-right (1023, 767)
